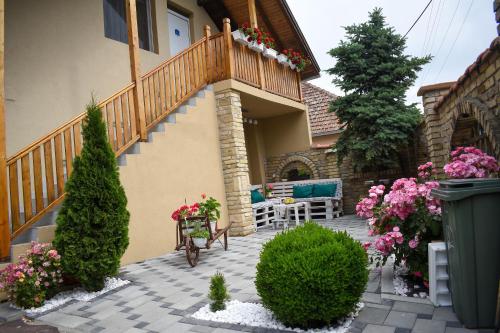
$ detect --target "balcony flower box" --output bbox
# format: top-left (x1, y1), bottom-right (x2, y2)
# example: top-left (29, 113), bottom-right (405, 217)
top-left (277, 54), bottom-right (290, 66)
top-left (249, 41), bottom-right (264, 53)
top-left (263, 47), bottom-right (278, 59)
top-left (232, 30), bottom-right (249, 45)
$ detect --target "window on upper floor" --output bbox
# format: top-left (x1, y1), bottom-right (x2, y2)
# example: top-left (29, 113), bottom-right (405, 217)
top-left (103, 0), bottom-right (156, 52)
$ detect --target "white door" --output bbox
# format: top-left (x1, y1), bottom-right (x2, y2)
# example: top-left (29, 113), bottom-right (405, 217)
top-left (168, 9), bottom-right (191, 56)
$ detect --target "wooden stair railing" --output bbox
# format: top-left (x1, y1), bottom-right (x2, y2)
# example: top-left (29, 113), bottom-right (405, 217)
top-left (5, 19), bottom-right (303, 243)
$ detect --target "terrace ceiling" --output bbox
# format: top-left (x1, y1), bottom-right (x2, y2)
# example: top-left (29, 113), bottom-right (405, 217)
top-left (197, 0), bottom-right (320, 80)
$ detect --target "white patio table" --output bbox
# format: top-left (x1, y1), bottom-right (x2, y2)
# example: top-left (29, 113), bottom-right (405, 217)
top-left (272, 201), bottom-right (311, 229)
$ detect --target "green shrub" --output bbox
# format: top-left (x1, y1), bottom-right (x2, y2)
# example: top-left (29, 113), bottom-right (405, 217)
top-left (255, 222), bottom-right (368, 329)
top-left (209, 271), bottom-right (230, 312)
top-left (54, 102), bottom-right (130, 292)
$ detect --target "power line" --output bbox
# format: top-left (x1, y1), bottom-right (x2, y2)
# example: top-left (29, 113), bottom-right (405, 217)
top-left (421, 0), bottom-right (436, 55)
top-left (418, 0), bottom-right (447, 85)
top-left (428, 0), bottom-right (463, 65)
top-left (403, 0), bottom-right (434, 38)
top-left (434, 0), bottom-right (475, 81)
top-left (424, 0), bottom-right (446, 56)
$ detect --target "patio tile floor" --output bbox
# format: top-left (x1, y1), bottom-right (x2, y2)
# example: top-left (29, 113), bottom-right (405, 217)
top-left (1, 216), bottom-right (493, 333)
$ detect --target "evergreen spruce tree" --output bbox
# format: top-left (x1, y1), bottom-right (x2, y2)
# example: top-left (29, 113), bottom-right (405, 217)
top-left (327, 8), bottom-right (431, 170)
top-left (54, 102), bottom-right (130, 291)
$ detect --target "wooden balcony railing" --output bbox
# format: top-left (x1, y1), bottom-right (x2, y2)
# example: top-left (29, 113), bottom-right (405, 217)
top-left (4, 18), bottom-right (303, 244)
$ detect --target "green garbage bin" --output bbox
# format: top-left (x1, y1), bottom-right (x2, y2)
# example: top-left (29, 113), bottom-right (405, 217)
top-left (431, 179), bottom-right (500, 329)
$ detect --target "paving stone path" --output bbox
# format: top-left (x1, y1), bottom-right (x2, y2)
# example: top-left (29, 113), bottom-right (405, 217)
top-left (1, 216), bottom-right (493, 333)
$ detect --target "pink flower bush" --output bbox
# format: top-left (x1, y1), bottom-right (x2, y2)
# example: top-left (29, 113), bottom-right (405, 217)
top-left (358, 164), bottom-right (443, 277)
top-left (417, 162), bottom-right (434, 180)
top-left (0, 242), bottom-right (63, 308)
top-left (444, 147), bottom-right (499, 179)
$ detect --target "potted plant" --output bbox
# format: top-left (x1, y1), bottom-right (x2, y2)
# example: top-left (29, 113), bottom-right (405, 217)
top-left (262, 36), bottom-right (277, 59)
top-left (190, 222), bottom-right (210, 248)
top-left (171, 203), bottom-right (199, 235)
top-left (282, 49), bottom-right (309, 72)
top-left (232, 23), bottom-right (250, 45)
top-left (199, 194), bottom-right (221, 233)
top-left (264, 184), bottom-right (274, 198)
top-left (277, 53), bottom-right (290, 66)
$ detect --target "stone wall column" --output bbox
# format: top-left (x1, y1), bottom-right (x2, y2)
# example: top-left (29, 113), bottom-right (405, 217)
top-left (417, 83), bottom-right (455, 173)
top-left (215, 89), bottom-right (254, 236)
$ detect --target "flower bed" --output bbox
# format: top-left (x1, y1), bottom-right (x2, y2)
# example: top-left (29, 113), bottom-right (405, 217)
top-left (23, 277), bottom-right (129, 316)
top-left (192, 300), bottom-right (363, 333)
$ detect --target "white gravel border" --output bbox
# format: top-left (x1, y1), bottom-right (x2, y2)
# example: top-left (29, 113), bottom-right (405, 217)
top-left (19, 277), bottom-right (130, 315)
top-left (192, 300), bottom-right (364, 333)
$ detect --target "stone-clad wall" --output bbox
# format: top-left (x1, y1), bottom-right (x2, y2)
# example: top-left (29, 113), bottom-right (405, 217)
top-left (215, 90), bottom-right (254, 236)
top-left (264, 137), bottom-right (425, 214)
top-left (265, 149), bottom-right (340, 182)
top-left (419, 38), bottom-right (500, 172)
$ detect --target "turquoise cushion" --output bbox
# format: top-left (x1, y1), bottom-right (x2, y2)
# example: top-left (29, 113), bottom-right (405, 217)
top-left (293, 184), bottom-right (313, 198)
top-left (312, 183), bottom-right (337, 197)
top-left (251, 189), bottom-right (265, 204)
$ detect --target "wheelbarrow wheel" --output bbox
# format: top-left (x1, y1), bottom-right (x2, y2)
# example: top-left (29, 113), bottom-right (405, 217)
top-left (185, 237), bottom-right (200, 267)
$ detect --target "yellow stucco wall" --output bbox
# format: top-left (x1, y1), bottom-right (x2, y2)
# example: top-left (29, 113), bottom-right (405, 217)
top-left (5, 0), bottom-right (217, 156)
top-left (244, 122), bottom-right (267, 185)
top-left (261, 111), bottom-right (312, 158)
top-left (119, 91), bottom-right (228, 265)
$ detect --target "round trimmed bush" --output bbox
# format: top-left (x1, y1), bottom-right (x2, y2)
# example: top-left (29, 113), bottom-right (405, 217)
top-left (255, 222), bottom-right (368, 329)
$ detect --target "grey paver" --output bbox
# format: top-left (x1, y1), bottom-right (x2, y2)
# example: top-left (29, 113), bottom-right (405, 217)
top-left (363, 324), bottom-right (396, 333)
top-left (363, 292), bottom-right (382, 304)
top-left (433, 307), bottom-right (459, 322)
top-left (38, 312), bottom-right (91, 328)
top-left (357, 307), bottom-right (390, 325)
top-left (445, 327), bottom-right (479, 333)
top-left (392, 301), bottom-right (435, 315)
top-left (412, 318), bottom-right (446, 333)
top-left (384, 311), bottom-right (417, 329)
top-left (0, 302), bottom-right (23, 322)
top-left (190, 325), bottom-right (217, 333)
top-left (21, 217), bottom-right (464, 333)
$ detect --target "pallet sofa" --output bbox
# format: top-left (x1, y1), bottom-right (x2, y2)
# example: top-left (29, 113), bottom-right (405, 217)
top-left (251, 178), bottom-right (343, 230)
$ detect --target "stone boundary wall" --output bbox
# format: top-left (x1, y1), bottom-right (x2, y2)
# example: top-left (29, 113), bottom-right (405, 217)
top-left (419, 38), bottom-right (500, 172)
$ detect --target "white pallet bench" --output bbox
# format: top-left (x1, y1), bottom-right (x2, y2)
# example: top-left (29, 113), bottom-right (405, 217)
top-left (251, 179), bottom-right (343, 230)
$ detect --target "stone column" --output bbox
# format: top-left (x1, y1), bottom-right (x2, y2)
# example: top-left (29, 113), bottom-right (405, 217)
top-left (417, 82), bottom-right (455, 172)
top-left (215, 89), bottom-right (254, 236)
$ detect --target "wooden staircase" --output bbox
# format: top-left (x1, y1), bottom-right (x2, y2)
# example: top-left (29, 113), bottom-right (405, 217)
top-left (0, 18), bottom-right (303, 261)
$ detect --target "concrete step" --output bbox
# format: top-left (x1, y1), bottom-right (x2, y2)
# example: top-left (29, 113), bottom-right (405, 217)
top-left (10, 243), bottom-right (31, 263)
top-left (35, 225), bottom-right (56, 243)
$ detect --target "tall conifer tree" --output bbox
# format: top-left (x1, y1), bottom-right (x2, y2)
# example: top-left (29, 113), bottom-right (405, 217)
top-left (54, 102), bottom-right (129, 291)
top-left (328, 8), bottom-right (431, 170)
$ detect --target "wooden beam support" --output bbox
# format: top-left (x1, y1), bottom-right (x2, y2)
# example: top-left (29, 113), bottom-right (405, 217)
top-left (223, 18), bottom-right (234, 79)
top-left (247, 0), bottom-right (266, 90)
top-left (126, 0), bottom-right (147, 141)
top-left (204, 25), bottom-right (212, 83)
top-left (0, 0), bottom-right (9, 260)
top-left (248, 0), bottom-right (258, 28)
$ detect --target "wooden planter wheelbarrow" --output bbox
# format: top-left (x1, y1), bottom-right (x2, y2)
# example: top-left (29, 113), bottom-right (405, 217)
top-left (174, 214), bottom-right (232, 267)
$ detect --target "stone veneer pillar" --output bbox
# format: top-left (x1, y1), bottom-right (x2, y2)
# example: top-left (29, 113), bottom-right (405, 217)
top-left (215, 89), bottom-right (254, 236)
top-left (417, 82), bottom-right (455, 172)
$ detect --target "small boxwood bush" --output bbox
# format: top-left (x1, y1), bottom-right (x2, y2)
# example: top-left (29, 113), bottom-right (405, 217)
top-left (255, 222), bottom-right (368, 329)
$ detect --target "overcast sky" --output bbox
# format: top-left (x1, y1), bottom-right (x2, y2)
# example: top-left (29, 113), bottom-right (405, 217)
top-left (287, 0), bottom-right (497, 108)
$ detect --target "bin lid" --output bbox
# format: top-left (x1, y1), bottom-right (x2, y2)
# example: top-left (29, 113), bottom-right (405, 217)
top-left (431, 178), bottom-right (500, 201)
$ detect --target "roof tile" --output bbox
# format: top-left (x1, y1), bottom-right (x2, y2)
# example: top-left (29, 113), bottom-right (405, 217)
top-left (301, 82), bottom-right (342, 136)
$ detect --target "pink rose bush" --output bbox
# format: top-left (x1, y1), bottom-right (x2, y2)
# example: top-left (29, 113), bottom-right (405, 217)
top-left (444, 147), bottom-right (499, 179)
top-left (0, 242), bottom-right (63, 308)
top-left (356, 171), bottom-right (443, 278)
